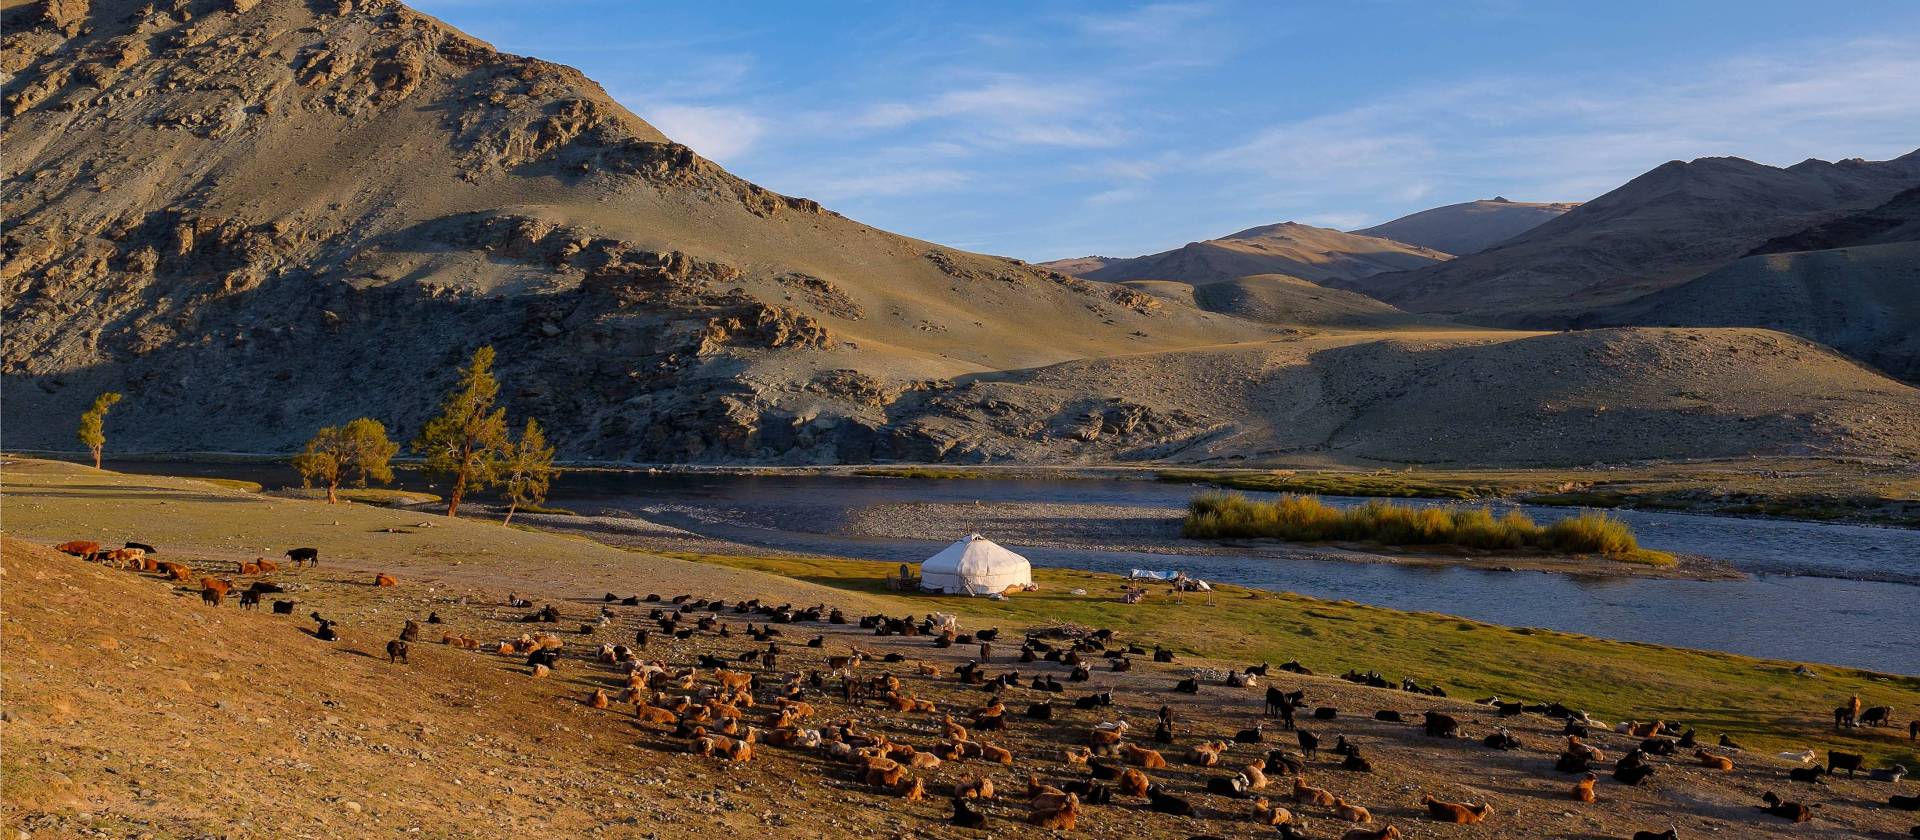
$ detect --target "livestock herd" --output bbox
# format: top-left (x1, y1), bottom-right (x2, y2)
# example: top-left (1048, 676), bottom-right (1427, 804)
top-left (47, 537), bottom-right (1920, 838)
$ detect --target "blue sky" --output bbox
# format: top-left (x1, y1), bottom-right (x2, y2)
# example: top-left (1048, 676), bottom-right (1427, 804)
top-left (414, 1), bottom-right (1920, 261)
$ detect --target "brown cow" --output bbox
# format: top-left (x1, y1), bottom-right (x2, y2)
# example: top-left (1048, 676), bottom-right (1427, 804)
top-left (238, 561), bottom-right (262, 575)
top-left (55, 540), bottom-right (100, 559)
top-left (159, 562), bottom-right (193, 581)
top-left (200, 579), bottom-right (234, 607)
top-left (255, 558), bottom-right (279, 573)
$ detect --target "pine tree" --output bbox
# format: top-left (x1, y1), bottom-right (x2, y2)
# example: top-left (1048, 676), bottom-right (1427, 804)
top-left (498, 418), bottom-right (557, 526)
top-left (413, 346), bottom-right (508, 517)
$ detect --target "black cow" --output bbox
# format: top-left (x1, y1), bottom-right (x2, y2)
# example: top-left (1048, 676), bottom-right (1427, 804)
top-left (285, 547), bottom-right (319, 567)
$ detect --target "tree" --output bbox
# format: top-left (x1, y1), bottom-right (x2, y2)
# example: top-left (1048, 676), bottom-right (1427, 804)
top-left (498, 418), bottom-right (557, 526)
top-left (293, 418), bottom-right (399, 504)
top-left (76, 392), bottom-right (123, 469)
top-left (413, 346), bottom-right (509, 517)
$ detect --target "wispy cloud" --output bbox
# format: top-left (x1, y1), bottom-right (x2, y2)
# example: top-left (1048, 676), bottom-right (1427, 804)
top-left (644, 104), bottom-right (766, 162)
top-left (836, 77), bottom-right (1125, 149)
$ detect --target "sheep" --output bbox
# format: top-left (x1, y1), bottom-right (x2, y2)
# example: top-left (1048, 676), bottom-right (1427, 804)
top-left (1334, 798), bottom-right (1373, 823)
top-left (386, 640), bottom-right (410, 664)
top-left (1572, 773), bottom-right (1597, 802)
top-left (285, 547), bottom-right (318, 567)
top-left (1421, 794), bottom-right (1493, 824)
top-left (374, 573), bottom-right (397, 587)
top-left (1293, 776), bottom-right (1337, 807)
top-left (1756, 791), bottom-right (1814, 822)
top-left (1694, 750), bottom-right (1734, 771)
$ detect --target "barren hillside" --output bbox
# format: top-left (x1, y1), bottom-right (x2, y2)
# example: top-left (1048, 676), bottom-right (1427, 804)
top-left (2, 1), bottom-right (1917, 468)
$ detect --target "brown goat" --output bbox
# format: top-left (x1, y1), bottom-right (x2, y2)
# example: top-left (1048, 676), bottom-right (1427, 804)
top-left (1118, 768), bottom-right (1151, 798)
top-left (1293, 776), bottom-right (1338, 807)
top-left (1122, 743), bottom-right (1167, 768)
top-left (954, 775), bottom-right (995, 800)
top-left (374, 573), bottom-right (397, 587)
top-left (1694, 749), bottom-right (1734, 771)
top-left (1571, 773), bottom-right (1597, 802)
top-left (1421, 794), bottom-right (1493, 824)
top-left (1028, 792), bottom-right (1079, 830)
top-left (1254, 797), bottom-right (1292, 825)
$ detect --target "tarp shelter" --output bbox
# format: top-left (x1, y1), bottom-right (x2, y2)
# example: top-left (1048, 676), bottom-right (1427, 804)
top-left (920, 534), bottom-right (1033, 595)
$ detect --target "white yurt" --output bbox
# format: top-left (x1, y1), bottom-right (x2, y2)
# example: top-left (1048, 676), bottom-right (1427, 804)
top-left (919, 534), bottom-right (1033, 596)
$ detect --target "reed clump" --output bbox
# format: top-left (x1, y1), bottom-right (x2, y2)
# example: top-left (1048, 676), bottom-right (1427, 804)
top-left (1183, 492), bottom-right (1674, 566)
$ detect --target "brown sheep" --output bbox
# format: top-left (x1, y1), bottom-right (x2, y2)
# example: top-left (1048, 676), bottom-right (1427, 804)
top-left (1421, 794), bottom-right (1493, 824)
top-left (374, 573), bottom-right (397, 587)
top-left (1122, 743), bottom-right (1167, 768)
top-left (635, 705), bottom-right (678, 726)
top-left (1186, 740), bottom-right (1229, 767)
top-left (979, 742), bottom-right (1014, 765)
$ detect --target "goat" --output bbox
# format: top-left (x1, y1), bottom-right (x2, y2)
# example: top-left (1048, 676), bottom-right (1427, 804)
top-left (1236, 721), bottom-right (1265, 744)
top-left (1297, 729), bottom-right (1320, 759)
top-left (1888, 793), bottom-right (1920, 810)
top-left (311, 613), bottom-right (339, 641)
top-left (1265, 749), bottom-right (1305, 776)
top-left (1421, 794), bottom-right (1493, 824)
top-left (949, 795), bottom-right (988, 829)
top-left (1027, 792), bottom-right (1079, 830)
top-left (1207, 773), bottom-right (1249, 798)
top-left (1788, 765), bottom-right (1826, 783)
top-left (1869, 764), bottom-right (1907, 783)
top-left (1293, 776), bottom-right (1337, 807)
top-left (1694, 749), bottom-right (1733, 771)
top-left (272, 600), bottom-right (295, 614)
top-left (1335, 798), bottom-right (1373, 823)
top-left (1828, 750), bottom-right (1865, 776)
top-left (1118, 768), bottom-right (1151, 797)
top-left (374, 573), bottom-right (397, 587)
top-left (1186, 740), bottom-right (1229, 767)
top-left (1145, 784), bottom-right (1192, 815)
top-left (1572, 772), bottom-right (1597, 802)
top-left (386, 640), bottom-right (410, 664)
top-left (1122, 743), bottom-right (1167, 768)
top-left (1253, 797), bottom-right (1292, 826)
top-left (953, 775), bottom-right (995, 800)
top-left (1756, 791), bottom-right (1814, 822)
top-left (238, 589), bottom-right (261, 610)
top-left (1314, 706), bottom-right (1339, 720)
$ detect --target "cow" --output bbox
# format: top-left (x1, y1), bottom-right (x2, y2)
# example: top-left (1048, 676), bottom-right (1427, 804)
top-left (285, 547), bottom-right (319, 568)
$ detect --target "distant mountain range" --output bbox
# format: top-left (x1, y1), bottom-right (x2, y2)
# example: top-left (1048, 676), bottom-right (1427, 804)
top-left (1351, 197), bottom-right (1579, 256)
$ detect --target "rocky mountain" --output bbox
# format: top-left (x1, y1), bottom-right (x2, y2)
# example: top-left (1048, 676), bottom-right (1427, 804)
top-left (1351, 197), bottom-right (1577, 256)
top-left (1336, 153), bottom-right (1920, 324)
top-left (1583, 188), bottom-right (1920, 381)
top-left (4, 0), bottom-right (1917, 467)
top-left (1043, 222), bottom-right (1449, 286)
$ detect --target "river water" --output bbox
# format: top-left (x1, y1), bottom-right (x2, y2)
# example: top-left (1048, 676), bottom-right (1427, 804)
top-left (103, 462), bottom-right (1920, 674)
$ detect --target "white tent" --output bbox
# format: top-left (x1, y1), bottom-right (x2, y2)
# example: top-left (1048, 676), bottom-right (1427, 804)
top-left (919, 534), bottom-right (1033, 596)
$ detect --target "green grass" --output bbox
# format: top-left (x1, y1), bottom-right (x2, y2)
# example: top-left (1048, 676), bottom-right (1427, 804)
top-left (517, 503), bottom-right (580, 516)
top-left (272, 487), bottom-right (442, 507)
top-left (672, 549), bottom-right (1918, 765)
top-left (1184, 492), bottom-right (1676, 566)
top-left (853, 467), bottom-right (992, 480)
top-left (193, 477), bottom-right (264, 492)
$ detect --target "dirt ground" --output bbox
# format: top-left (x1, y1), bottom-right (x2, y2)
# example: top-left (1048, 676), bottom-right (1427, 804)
top-left (4, 462), bottom-right (1918, 838)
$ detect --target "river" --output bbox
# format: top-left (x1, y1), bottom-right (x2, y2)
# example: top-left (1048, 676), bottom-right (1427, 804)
top-left (102, 461), bottom-right (1920, 674)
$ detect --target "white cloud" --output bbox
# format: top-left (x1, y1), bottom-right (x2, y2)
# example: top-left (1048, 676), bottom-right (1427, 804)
top-left (836, 77), bottom-right (1124, 149)
top-left (804, 167), bottom-right (974, 200)
top-left (1085, 187), bottom-right (1145, 206)
top-left (644, 104), bottom-right (766, 163)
